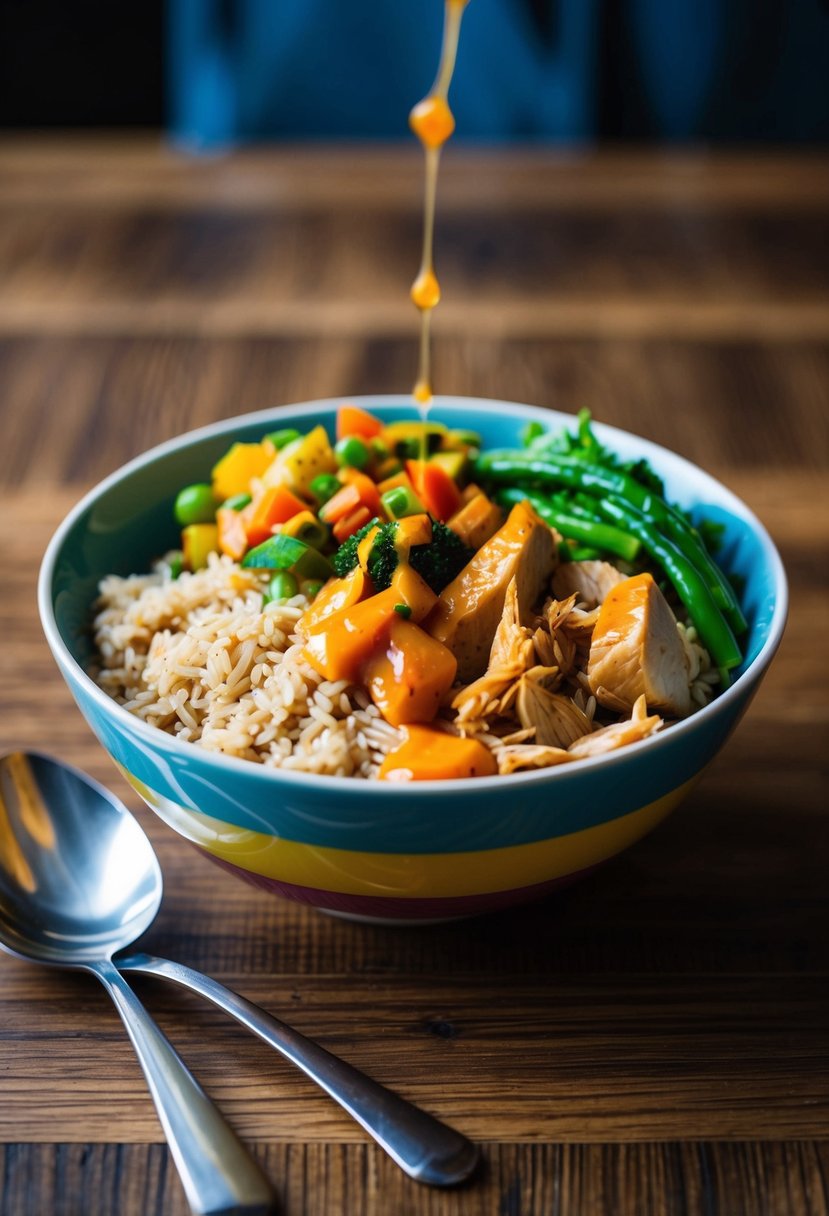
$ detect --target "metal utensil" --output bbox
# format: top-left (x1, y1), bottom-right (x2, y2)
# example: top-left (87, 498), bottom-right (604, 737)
top-left (0, 752), bottom-right (479, 1188)
top-left (0, 750), bottom-right (275, 1215)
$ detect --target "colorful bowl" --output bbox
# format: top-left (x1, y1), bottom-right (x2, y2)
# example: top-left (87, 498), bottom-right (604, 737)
top-left (39, 397), bottom-right (787, 923)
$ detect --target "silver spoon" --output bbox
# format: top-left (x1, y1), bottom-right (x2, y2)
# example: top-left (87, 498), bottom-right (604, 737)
top-left (0, 750), bottom-right (276, 1216)
top-left (0, 751), bottom-right (479, 1188)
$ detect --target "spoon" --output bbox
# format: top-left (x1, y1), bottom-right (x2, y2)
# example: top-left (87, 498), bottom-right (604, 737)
top-left (0, 750), bottom-right (276, 1216)
top-left (0, 751), bottom-right (479, 1188)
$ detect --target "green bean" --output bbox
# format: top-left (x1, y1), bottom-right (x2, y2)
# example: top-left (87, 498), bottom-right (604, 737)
top-left (597, 495), bottom-right (742, 672)
top-left (495, 487), bottom-right (641, 562)
top-left (477, 451), bottom-right (746, 633)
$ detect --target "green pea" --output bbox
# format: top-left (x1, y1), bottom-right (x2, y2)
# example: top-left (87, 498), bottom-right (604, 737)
top-left (309, 473), bottom-right (342, 504)
top-left (334, 435), bottom-right (370, 469)
top-left (301, 579), bottom-right (325, 600)
top-left (165, 551), bottom-right (184, 579)
top-left (264, 428), bottom-right (302, 450)
top-left (222, 492), bottom-right (252, 512)
top-left (174, 484), bottom-right (219, 526)
top-left (265, 571), bottom-right (299, 604)
top-left (393, 603), bottom-right (412, 619)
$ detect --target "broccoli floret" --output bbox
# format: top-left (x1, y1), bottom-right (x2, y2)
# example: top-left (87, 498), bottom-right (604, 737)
top-left (331, 517), bottom-right (381, 578)
top-left (331, 518), bottom-right (473, 594)
top-left (410, 521), bottom-right (473, 593)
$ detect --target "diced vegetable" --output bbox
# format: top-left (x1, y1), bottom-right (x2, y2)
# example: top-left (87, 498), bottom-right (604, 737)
top-left (406, 459), bottom-right (462, 522)
top-left (337, 404), bottom-right (384, 441)
top-left (334, 435), bottom-right (370, 470)
top-left (265, 571), bottom-right (299, 603)
top-left (308, 473), bottom-right (341, 504)
top-left (337, 467), bottom-right (384, 518)
top-left (429, 450), bottom-right (468, 482)
top-left (182, 523), bottom-right (219, 571)
top-left (378, 725), bottom-right (497, 781)
top-left (216, 506), bottom-right (249, 560)
top-left (264, 428), bottom-right (302, 451)
top-left (363, 617), bottom-right (457, 726)
top-left (319, 483), bottom-right (361, 525)
top-left (242, 533), bottom-right (333, 581)
top-left (300, 579), bottom-right (325, 600)
top-left (383, 419), bottom-right (447, 456)
top-left (240, 486), bottom-right (309, 547)
top-left (174, 483), bottom-right (219, 527)
top-left (262, 424), bottom-right (337, 494)
top-left (299, 567), bottom-right (370, 632)
top-left (444, 429), bottom-right (482, 450)
top-left (212, 443), bottom-right (272, 500)
top-left (381, 483), bottom-right (427, 519)
top-left (280, 510), bottom-right (329, 550)
top-left (332, 505), bottom-right (374, 543)
top-left (223, 493), bottom-right (252, 511)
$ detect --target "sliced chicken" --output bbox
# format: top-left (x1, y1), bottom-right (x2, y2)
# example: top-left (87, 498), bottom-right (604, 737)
top-left (515, 674), bottom-right (594, 748)
top-left (587, 572), bottom-right (692, 718)
top-left (552, 560), bottom-right (628, 609)
top-left (425, 500), bottom-right (558, 683)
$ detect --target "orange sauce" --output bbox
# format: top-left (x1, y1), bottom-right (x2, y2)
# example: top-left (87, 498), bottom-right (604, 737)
top-left (409, 0), bottom-right (469, 409)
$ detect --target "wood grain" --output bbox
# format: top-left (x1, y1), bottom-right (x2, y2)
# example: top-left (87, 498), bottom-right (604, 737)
top-left (0, 143), bottom-right (827, 1216)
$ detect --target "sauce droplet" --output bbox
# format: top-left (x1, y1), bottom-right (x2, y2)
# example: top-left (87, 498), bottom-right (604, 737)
top-left (409, 0), bottom-right (469, 406)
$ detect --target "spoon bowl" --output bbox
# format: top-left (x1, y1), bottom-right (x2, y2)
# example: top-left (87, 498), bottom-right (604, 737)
top-left (0, 750), bottom-right (479, 1188)
top-left (0, 751), bottom-right (161, 965)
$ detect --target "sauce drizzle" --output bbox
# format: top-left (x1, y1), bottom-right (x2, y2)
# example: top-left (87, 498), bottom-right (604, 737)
top-left (409, 0), bottom-right (469, 408)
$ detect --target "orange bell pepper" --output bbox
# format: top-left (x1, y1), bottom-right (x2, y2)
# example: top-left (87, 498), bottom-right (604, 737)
top-left (336, 404), bottom-right (384, 441)
top-left (406, 459), bottom-right (462, 522)
top-left (241, 486), bottom-right (308, 546)
top-left (298, 567), bottom-right (370, 633)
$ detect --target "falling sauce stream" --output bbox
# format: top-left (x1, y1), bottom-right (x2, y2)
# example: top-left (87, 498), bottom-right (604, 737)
top-left (409, 0), bottom-right (469, 414)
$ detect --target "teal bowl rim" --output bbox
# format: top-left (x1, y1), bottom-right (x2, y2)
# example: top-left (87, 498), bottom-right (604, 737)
top-left (38, 394), bottom-right (788, 795)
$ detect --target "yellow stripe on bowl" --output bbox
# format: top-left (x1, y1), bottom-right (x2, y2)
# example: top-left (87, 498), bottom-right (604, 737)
top-left (121, 768), bottom-right (696, 900)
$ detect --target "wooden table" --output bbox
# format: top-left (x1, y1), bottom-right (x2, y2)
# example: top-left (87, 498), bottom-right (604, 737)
top-left (0, 141), bottom-right (827, 1216)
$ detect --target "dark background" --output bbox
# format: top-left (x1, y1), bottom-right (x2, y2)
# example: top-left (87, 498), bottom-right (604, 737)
top-left (1, 0), bottom-right (828, 142)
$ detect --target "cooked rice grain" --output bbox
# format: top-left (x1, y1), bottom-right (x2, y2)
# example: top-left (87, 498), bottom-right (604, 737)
top-left (92, 554), bottom-right (400, 777)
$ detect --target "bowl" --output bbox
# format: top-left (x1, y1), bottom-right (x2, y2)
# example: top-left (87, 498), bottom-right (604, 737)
top-left (39, 396), bottom-right (787, 924)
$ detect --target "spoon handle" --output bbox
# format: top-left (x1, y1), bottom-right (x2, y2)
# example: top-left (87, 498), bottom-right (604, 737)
top-left (90, 959), bottom-right (275, 1215)
top-left (119, 952), bottom-right (479, 1187)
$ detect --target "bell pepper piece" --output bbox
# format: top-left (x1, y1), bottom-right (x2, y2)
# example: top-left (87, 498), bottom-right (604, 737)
top-left (319, 483), bottom-right (362, 525)
top-left (182, 523), bottom-right (219, 571)
top-left (337, 404), bottom-right (384, 441)
top-left (241, 486), bottom-right (309, 546)
top-left (212, 443), bottom-right (273, 500)
top-left (406, 459), bottom-right (462, 522)
top-left (337, 467), bottom-right (383, 519)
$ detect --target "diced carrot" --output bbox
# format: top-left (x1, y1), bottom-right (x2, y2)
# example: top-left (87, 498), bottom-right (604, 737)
top-left (332, 505), bottom-right (373, 543)
top-left (216, 507), bottom-right (249, 560)
top-left (337, 404), bottom-right (384, 441)
top-left (406, 459), bottom-right (462, 522)
top-left (241, 486), bottom-right (308, 546)
top-left (319, 483), bottom-right (361, 525)
top-left (337, 467), bottom-right (383, 518)
top-left (302, 585), bottom-right (401, 681)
